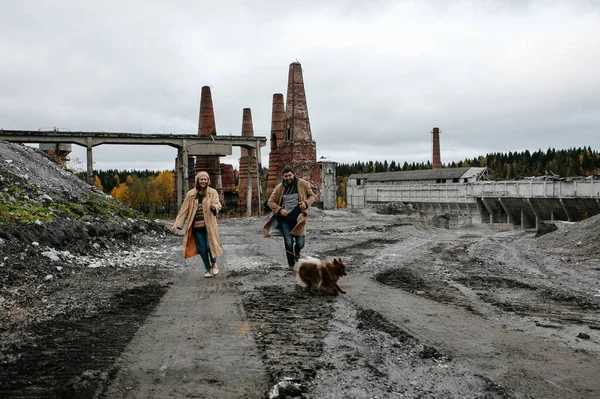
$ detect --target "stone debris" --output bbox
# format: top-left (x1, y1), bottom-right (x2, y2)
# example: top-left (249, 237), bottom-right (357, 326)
top-left (268, 378), bottom-right (303, 398)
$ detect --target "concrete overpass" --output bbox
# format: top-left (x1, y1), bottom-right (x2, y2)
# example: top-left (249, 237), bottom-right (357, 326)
top-left (347, 180), bottom-right (600, 229)
top-left (0, 130), bottom-right (267, 211)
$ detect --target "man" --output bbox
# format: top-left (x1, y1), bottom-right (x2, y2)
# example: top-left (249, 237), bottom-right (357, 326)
top-left (264, 165), bottom-right (316, 268)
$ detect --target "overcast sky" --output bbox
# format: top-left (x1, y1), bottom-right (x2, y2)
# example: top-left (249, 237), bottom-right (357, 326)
top-left (2, 0), bottom-right (599, 172)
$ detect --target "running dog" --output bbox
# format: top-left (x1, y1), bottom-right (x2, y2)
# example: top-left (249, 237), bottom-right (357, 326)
top-left (295, 256), bottom-right (347, 295)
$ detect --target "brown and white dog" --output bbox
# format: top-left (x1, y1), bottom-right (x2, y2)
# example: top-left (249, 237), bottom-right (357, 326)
top-left (295, 256), bottom-right (347, 295)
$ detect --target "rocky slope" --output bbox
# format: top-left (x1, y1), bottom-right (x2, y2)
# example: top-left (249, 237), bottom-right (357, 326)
top-left (0, 140), bottom-right (172, 338)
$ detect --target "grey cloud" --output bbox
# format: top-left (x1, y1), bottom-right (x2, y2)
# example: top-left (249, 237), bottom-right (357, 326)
top-left (1, 1), bottom-right (599, 171)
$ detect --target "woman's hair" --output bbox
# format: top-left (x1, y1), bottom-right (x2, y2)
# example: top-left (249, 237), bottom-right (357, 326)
top-left (195, 171), bottom-right (210, 196)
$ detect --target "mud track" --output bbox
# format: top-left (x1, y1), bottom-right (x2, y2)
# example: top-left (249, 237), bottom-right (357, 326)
top-left (2, 210), bottom-right (600, 398)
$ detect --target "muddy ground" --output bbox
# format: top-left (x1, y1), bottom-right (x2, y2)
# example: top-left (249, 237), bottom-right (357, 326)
top-left (2, 206), bottom-right (600, 399)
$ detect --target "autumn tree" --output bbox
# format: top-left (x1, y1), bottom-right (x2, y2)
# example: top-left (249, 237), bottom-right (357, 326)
top-left (94, 175), bottom-right (103, 191)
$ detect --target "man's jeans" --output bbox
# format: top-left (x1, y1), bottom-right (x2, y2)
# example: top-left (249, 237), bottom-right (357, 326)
top-left (279, 217), bottom-right (305, 266)
top-left (193, 229), bottom-right (216, 271)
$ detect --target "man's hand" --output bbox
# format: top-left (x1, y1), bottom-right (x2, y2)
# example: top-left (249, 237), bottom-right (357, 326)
top-left (299, 201), bottom-right (307, 211)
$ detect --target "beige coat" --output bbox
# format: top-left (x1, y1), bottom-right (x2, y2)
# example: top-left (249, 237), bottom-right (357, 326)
top-left (263, 177), bottom-right (315, 237)
top-left (173, 186), bottom-right (223, 259)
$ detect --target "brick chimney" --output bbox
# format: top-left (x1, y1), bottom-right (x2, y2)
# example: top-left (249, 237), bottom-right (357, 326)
top-left (432, 127), bottom-right (441, 170)
top-left (267, 93), bottom-right (285, 196)
top-left (238, 108), bottom-right (259, 214)
top-left (278, 62), bottom-right (321, 201)
top-left (285, 62), bottom-right (312, 142)
top-left (195, 86), bottom-right (222, 199)
top-left (198, 86), bottom-right (216, 136)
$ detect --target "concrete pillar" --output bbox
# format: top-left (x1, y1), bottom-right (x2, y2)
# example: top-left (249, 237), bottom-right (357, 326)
top-left (176, 150), bottom-right (183, 207)
top-left (86, 136), bottom-right (93, 184)
top-left (527, 198), bottom-right (540, 231)
top-left (481, 197), bottom-right (494, 223)
top-left (559, 198), bottom-right (572, 222)
top-left (246, 148), bottom-right (253, 216)
top-left (498, 198), bottom-right (512, 224)
top-left (182, 140), bottom-right (189, 197)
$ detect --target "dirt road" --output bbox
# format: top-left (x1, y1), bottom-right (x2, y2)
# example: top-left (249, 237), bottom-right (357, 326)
top-left (3, 209), bottom-right (600, 398)
top-left (99, 210), bottom-right (600, 399)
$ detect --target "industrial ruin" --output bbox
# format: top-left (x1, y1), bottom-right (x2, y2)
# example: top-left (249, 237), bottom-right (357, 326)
top-left (193, 61), bottom-right (323, 214)
top-left (346, 126), bottom-right (600, 228)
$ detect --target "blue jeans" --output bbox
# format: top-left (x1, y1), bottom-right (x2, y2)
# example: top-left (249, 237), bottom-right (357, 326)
top-left (279, 217), bottom-right (305, 266)
top-left (192, 229), bottom-right (215, 271)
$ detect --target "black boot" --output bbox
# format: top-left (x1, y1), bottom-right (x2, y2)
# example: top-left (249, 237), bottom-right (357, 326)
top-left (286, 252), bottom-right (296, 268)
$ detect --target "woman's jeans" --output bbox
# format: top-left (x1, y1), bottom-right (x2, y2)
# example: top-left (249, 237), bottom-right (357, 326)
top-left (279, 218), bottom-right (305, 266)
top-left (192, 229), bottom-right (215, 270)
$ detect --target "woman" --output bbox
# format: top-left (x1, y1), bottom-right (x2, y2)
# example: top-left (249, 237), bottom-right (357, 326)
top-left (171, 171), bottom-right (223, 278)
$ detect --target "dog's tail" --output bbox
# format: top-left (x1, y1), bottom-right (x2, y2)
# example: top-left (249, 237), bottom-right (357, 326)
top-left (294, 256), bottom-right (321, 273)
top-left (294, 256), bottom-right (321, 287)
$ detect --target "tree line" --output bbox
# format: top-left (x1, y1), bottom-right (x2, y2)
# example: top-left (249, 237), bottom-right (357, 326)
top-left (82, 169), bottom-right (176, 217)
top-left (80, 147), bottom-right (598, 216)
top-left (336, 147), bottom-right (600, 179)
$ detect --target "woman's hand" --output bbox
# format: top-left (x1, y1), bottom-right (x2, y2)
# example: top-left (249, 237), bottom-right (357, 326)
top-left (171, 225), bottom-right (177, 233)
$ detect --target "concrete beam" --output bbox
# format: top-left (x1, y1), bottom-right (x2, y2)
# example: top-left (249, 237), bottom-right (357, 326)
top-left (0, 130), bottom-right (267, 150)
top-left (186, 143), bottom-right (232, 156)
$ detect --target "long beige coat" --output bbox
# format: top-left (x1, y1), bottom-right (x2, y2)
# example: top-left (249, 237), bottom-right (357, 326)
top-left (173, 186), bottom-right (223, 259)
top-left (263, 177), bottom-right (315, 237)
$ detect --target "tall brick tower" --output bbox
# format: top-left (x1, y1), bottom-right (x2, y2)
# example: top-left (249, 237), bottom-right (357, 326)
top-left (277, 62), bottom-right (321, 200)
top-left (238, 108), bottom-right (259, 214)
top-left (196, 86), bottom-right (223, 199)
top-left (432, 127), bottom-right (441, 170)
top-left (267, 93), bottom-right (285, 196)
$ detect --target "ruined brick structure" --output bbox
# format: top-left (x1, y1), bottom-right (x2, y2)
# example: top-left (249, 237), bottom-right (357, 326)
top-left (267, 93), bottom-right (285, 196)
top-left (220, 163), bottom-right (237, 212)
top-left (267, 62), bottom-right (321, 202)
top-left (195, 86), bottom-right (224, 200)
top-left (238, 108), bottom-right (259, 215)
